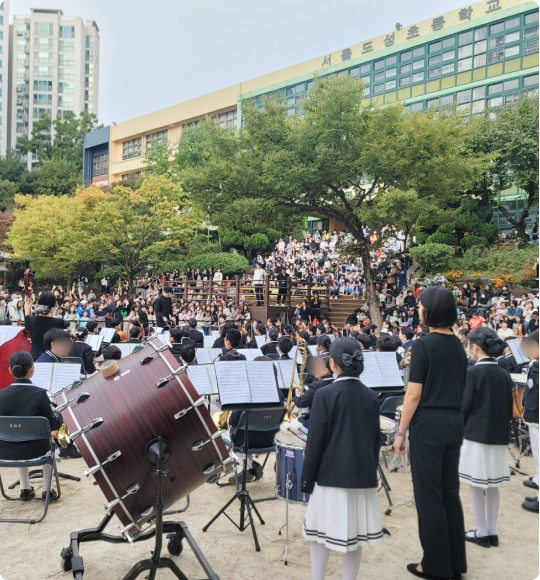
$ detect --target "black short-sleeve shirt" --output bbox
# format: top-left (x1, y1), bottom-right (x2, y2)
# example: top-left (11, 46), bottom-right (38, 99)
top-left (25, 315), bottom-right (66, 361)
top-left (409, 332), bottom-right (467, 411)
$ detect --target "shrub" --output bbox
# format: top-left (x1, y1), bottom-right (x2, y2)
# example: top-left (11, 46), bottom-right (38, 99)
top-left (244, 233), bottom-right (270, 252)
top-left (426, 232), bottom-right (454, 246)
top-left (187, 239), bottom-right (222, 258)
top-left (187, 252), bottom-right (250, 277)
top-left (221, 230), bottom-right (246, 250)
top-left (444, 269), bottom-right (463, 283)
top-left (410, 243), bottom-right (455, 274)
top-left (460, 235), bottom-right (488, 249)
top-left (459, 245), bottom-right (538, 273)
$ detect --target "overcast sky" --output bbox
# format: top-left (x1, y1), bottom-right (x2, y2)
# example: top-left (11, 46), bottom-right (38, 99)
top-left (12, 0), bottom-right (469, 125)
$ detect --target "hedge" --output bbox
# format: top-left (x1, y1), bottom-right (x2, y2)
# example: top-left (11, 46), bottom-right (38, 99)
top-left (186, 252), bottom-right (250, 276)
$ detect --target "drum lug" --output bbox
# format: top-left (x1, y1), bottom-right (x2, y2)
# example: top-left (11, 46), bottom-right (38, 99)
top-left (203, 463), bottom-right (217, 475)
top-left (55, 392), bottom-right (91, 412)
top-left (191, 431), bottom-right (225, 451)
top-left (137, 506), bottom-right (154, 523)
top-left (119, 522), bottom-right (141, 545)
top-left (70, 417), bottom-right (104, 442)
top-left (51, 380), bottom-right (84, 399)
top-left (156, 365), bottom-right (188, 389)
top-left (174, 397), bottom-right (205, 419)
top-left (140, 345), bottom-right (169, 365)
top-left (84, 450), bottom-right (122, 481)
top-left (103, 482), bottom-right (140, 512)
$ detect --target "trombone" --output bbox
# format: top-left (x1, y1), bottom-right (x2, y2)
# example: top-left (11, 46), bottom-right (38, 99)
top-left (284, 337), bottom-right (308, 421)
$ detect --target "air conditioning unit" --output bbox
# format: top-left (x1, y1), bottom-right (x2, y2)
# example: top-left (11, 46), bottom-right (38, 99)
top-left (24, 31), bottom-right (30, 38)
top-left (22, 114), bottom-right (28, 121)
top-left (16, 98), bottom-right (22, 105)
top-left (16, 86), bottom-right (23, 93)
top-left (17, 31), bottom-right (23, 37)
top-left (21, 128), bottom-right (28, 136)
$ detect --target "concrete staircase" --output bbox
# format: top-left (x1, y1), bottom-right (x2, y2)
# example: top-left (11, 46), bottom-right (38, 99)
top-left (323, 296), bottom-right (367, 328)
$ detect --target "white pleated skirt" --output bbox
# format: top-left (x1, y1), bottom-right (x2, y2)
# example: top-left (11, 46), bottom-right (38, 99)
top-left (459, 439), bottom-right (510, 488)
top-left (303, 484), bottom-right (384, 553)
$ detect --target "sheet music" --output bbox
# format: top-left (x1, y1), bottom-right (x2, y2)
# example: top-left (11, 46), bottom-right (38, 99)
top-left (238, 349), bottom-right (263, 360)
top-left (211, 330), bottom-right (219, 338)
top-left (157, 331), bottom-right (170, 344)
top-left (32, 363), bottom-right (54, 391)
top-left (187, 365), bottom-right (217, 395)
top-left (308, 345), bottom-right (318, 357)
top-left (99, 327), bottom-right (115, 343)
top-left (508, 339), bottom-right (530, 365)
top-left (86, 334), bottom-right (103, 352)
top-left (255, 335), bottom-right (266, 349)
top-left (327, 334), bottom-right (336, 342)
top-left (289, 346), bottom-right (297, 361)
top-left (214, 361), bottom-right (251, 406)
top-left (359, 352), bottom-right (384, 388)
top-left (376, 352), bottom-right (404, 387)
top-left (209, 348), bottom-right (223, 361)
top-left (53, 364), bottom-right (82, 389)
top-left (203, 336), bottom-right (215, 348)
top-left (272, 361), bottom-right (286, 390)
top-left (195, 349), bottom-right (212, 365)
top-left (276, 359), bottom-right (299, 385)
top-left (116, 344), bottom-right (132, 359)
top-left (245, 361), bottom-right (280, 403)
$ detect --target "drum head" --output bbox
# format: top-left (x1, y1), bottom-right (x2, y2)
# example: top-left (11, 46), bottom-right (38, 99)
top-left (275, 430), bottom-right (306, 450)
top-left (380, 416), bottom-right (397, 432)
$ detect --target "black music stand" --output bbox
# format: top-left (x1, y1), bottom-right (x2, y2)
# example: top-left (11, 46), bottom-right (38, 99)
top-left (60, 437), bottom-right (219, 580)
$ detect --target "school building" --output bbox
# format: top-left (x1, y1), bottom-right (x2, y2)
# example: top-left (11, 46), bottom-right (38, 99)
top-left (83, 0), bottom-right (539, 230)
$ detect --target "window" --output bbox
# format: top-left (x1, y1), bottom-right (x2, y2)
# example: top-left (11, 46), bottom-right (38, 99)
top-left (412, 46), bottom-right (425, 57)
top-left (488, 82), bottom-right (503, 94)
top-left (400, 63), bottom-right (412, 74)
top-left (458, 31), bottom-right (474, 46)
top-left (490, 22), bottom-right (505, 35)
top-left (489, 97), bottom-right (503, 107)
top-left (33, 107), bottom-right (50, 119)
top-left (442, 63), bottom-right (455, 75)
top-left (85, 76), bottom-right (94, 88)
top-left (92, 153), bottom-right (109, 177)
top-left (34, 80), bottom-right (52, 91)
top-left (474, 54), bottom-right (487, 67)
top-left (183, 121), bottom-right (200, 131)
top-left (456, 89), bottom-right (471, 104)
top-left (59, 55), bottom-right (75, 66)
top-left (401, 51), bottom-right (412, 62)
top-left (59, 40), bottom-right (75, 52)
top-left (457, 58), bottom-right (472, 71)
top-left (373, 71), bottom-right (385, 82)
top-left (412, 72), bottom-right (424, 83)
top-left (475, 40), bottom-right (487, 54)
top-left (86, 49), bottom-right (94, 61)
top-left (488, 50), bottom-right (504, 63)
top-left (399, 76), bottom-right (411, 87)
top-left (217, 110), bottom-right (237, 129)
top-left (429, 41), bottom-right (442, 53)
top-left (489, 35), bottom-right (504, 48)
top-left (386, 68), bottom-right (396, 78)
top-left (34, 23), bottom-right (53, 36)
top-left (59, 26), bottom-right (75, 38)
top-left (35, 38), bottom-right (53, 49)
top-left (458, 44), bottom-right (473, 58)
top-left (85, 63), bottom-right (94, 75)
top-left (524, 25), bottom-right (539, 38)
top-left (58, 96), bottom-right (74, 108)
top-left (34, 66), bottom-right (52, 77)
top-left (523, 73), bottom-right (539, 86)
top-left (147, 132), bottom-right (168, 152)
top-left (429, 54), bottom-right (442, 66)
top-left (472, 100), bottom-right (485, 113)
top-left (16, 108), bottom-right (24, 119)
top-left (360, 75), bottom-right (370, 85)
top-left (410, 102), bottom-right (423, 112)
top-left (59, 70), bottom-right (75, 80)
top-left (475, 27), bottom-right (487, 41)
top-left (505, 92), bottom-right (519, 104)
top-left (442, 37), bottom-right (456, 49)
top-left (286, 83), bottom-right (304, 95)
top-left (373, 83), bottom-right (384, 94)
top-left (524, 39), bottom-right (539, 53)
top-left (505, 45), bottom-right (520, 58)
top-left (360, 64), bottom-right (370, 74)
top-left (16, 67), bottom-right (25, 79)
top-left (412, 59), bottom-right (424, 70)
top-left (374, 59), bottom-right (385, 70)
top-left (34, 51), bottom-right (52, 64)
top-left (472, 86), bottom-right (486, 100)
top-left (33, 94), bottom-right (52, 105)
top-left (505, 17), bottom-right (520, 30)
top-left (440, 95), bottom-right (454, 106)
top-left (505, 31), bottom-right (520, 44)
top-left (58, 82), bottom-right (74, 94)
top-left (427, 98), bottom-right (439, 108)
top-left (123, 137), bottom-right (142, 159)
top-left (363, 87), bottom-right (370, 96)
top-left (86, 36), bottom-right (95, 48)
top-left (442, 50), bottom-right (455, 61)
top-left (428, 67), bottom-right (441, 79)
top-left (525, 12), bottom-right (539, 24)
top-left (385, 80), bottom-right (396, 90)
top-left (350, 67), bottom-right (360, 77)
top-left (386, 55), bottom-right (397, 66)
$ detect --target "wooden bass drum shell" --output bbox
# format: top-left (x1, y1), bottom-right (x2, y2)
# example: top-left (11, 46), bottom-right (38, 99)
top-left (55, 339), bottom-right (228, 531)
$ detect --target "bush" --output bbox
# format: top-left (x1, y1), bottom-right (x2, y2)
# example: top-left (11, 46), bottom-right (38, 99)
top-left (187, 239), bottom-right (222, 258)
top-left (221, 230), bottom-right (246, 250)
top-left (426, 232), bottom-right (454, 245)
top-left (244, 233), bottom-right (270, 252)
top-left (460, 235), bottom-right (488, 249)
top-left (187, 252), bottom-right (250, 277)
top-left (410, 243), bottom-right (455, 273)
top-left (459, 245), bottom-right (538, 273)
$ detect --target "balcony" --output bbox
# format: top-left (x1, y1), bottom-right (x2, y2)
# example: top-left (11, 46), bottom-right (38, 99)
top-left (24, 31), bottom-right (30, 39)
top-left (21, 113), bottom-right (28, 121)
top-left (23, 59), bottom-right (30, 66)
top-left (23, 45), bottom-right (30, 53)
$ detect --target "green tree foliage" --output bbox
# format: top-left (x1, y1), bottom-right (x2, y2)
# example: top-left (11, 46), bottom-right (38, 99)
top-left (33, 158), bottom-right (81, 196)
top-left (221, 230), bottom-right (246, 251)
top-left (187, 252), bottom-right (249, 277)
top-left (409, 244), bottom-right (455, 273)
top-left (0, 180), bottom-right (18, 212)
top-left (166, 76), bottom-right (485, 326)
top-left (244, 233), bottom-right (270, 254)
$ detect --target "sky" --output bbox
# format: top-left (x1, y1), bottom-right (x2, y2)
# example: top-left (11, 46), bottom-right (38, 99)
top-left (12, 0), bottom-right (471, 125)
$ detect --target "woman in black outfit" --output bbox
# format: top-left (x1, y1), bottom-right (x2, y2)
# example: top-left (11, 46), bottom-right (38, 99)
top-left (68, 327), bottom-right (96, 375)
top-left (394, 286), bottom-right (468, 580)
top-left (24, 291), bottom-right (67, 361)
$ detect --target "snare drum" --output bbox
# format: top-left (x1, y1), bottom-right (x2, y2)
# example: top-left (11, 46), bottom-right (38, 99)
top-left (275, 431), bottom-right (309, 505)
top-left (380, 416), bottom-right (397, 448)
top-left (395, 404), bottom-right (403, 424)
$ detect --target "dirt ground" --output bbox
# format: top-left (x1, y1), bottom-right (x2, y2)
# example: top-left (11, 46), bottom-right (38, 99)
top-left (0, 450), bottom-right (538, 580)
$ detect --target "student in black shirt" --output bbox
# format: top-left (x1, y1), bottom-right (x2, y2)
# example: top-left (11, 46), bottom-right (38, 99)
top-left (0, 351), bottom-right (63, 500)
top-left (218, 328), bottom-right (246, 361)
top-left (69, 327), bottom-right (96, 375)
top-left (293, 355), bottom-right (333, 428)
top-left (458, 328), bottom-right (513, 548)
top-left (24, 291), bottom-right (67, 361)
top-left (395, 286), bottom-right (467, 580)
top-left (261, 327), bottom-right (279, 358)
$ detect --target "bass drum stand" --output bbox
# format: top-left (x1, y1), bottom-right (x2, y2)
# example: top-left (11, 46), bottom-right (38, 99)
top-left (60, 437), bottom-right (219, 580)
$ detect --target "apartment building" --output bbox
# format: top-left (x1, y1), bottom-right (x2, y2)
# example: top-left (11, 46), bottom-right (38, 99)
top-left (8, 8), bottom-right (99, 168)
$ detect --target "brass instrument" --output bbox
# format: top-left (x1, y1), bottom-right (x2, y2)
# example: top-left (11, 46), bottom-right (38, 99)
top-left (51, 423), bottom-right (70, 448)
top-left (212, 410), bottom-right (231, 431)
top-left (284, 338), bottom-right (309, 421)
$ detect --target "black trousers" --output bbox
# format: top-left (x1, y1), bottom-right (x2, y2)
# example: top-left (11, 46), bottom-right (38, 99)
top-left (255, 285), bottom-right (263, 306)
top-left (409, 409), bottom-right (467, 578)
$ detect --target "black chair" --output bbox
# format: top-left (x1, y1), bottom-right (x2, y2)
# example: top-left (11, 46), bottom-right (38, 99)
top-left (220, 408), bottom-right (285, 487)
top-left (0, 416), bottom-right (61, 524)
top-left (59, 356), bottom-right (87, 379)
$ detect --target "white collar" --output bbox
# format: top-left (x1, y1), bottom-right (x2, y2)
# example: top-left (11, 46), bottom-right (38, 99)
top-left (45, 350), bottom-right (60, 362)
top-left (333, 375), bottom-right (362, 383)
top-left (475, 357), bottom-right (498, 365)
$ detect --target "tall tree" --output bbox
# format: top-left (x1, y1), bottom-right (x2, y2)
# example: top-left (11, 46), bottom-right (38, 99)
top-left (170, 76), bottom-right (485, 326)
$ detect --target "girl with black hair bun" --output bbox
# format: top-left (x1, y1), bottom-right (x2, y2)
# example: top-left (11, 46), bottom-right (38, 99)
top-left (0, 351), bottom-right (63, 500)
top-left (458, 327), bottom-right (513, 549)
top-left (301, 338), bottom-right (383, 580)
top-left (68, 326), bottom-right (96, 375)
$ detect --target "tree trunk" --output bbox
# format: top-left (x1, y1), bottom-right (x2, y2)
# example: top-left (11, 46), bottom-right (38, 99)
top-left (359, 243), bottom-right (383, 331)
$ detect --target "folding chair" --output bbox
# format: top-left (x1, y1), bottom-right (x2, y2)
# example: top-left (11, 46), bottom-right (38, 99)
top-left (0, 416), bottom-right (61, 524)
top-left (59, 356), bottom-right (87, 379)
top-left (218, 408), bottom-right (285, 487)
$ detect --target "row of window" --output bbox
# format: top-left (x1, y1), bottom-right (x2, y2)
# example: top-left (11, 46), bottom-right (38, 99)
top-left (123, 130), bottom-right (169, 160)
top-left (92, 153), bottom-right (108, 176)
top-left (32, 64), bottom-right (93, 78)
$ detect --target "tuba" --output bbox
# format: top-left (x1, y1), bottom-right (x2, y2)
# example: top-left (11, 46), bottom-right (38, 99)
top-left (284, 337), bottom-right (308, 421)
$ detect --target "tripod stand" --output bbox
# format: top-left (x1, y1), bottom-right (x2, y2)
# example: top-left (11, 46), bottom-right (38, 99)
top-left (203, 410), bottom-right (266, 551)
top-left (60, 437), bottom-right (219, 580)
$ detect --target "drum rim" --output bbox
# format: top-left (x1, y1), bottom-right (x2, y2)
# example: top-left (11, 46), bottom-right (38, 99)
top-left (275, 432), bottom-right (306, 450)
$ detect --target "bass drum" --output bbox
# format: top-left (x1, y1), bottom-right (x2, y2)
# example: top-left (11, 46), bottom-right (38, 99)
top-left (55, 337), bottom-right (230, 541)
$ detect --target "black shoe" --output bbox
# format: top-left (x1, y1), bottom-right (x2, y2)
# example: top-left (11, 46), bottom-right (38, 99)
top-left (523, 477), bottom-right (539, 490)
top-left (250, 460), bottom-right (263, 481)
top-left (42, 489), bottom-right (59, 502)
top-left (228, 471), bottom-right (255, 485)
top-left (522, 498), bottom-right (539, 513)
top-left (465, 530), bottom-right (490, 548)
top-left (406, 563), bottom-right (449, 579)
top-left (489, 535), bottom-right (499, 547)
top-left (525, 496), bottom-right (538, 502)
top-left (453, 575), bottom-right (462, 580)
top-left (19, 487), bottom-right (35, 500)
top-left (59, 445), bottom-right (82, 459)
